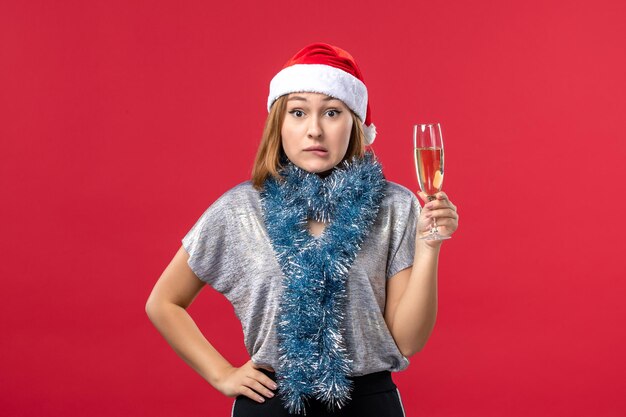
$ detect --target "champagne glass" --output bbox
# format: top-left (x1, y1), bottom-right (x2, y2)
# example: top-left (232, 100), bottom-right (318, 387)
top-left (413, 123), bottom-right (450, 241)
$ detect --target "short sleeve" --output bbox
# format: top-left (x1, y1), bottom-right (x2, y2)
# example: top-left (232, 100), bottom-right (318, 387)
top-left (386, 192), bottom-right (422, 279)
top-left (181, 195), bottom-right (235, 293)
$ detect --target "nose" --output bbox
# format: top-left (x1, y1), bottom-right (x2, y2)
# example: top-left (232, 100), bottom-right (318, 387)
top-left (307, 115), bottom-right (323, 139)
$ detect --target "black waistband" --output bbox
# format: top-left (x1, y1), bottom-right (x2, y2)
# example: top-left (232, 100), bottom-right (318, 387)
top-left (257, 368), bottom-right (397, 398)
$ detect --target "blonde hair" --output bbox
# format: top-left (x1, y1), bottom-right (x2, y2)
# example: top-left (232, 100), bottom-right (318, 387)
top-left (251, 96), bottom-right (366, 190)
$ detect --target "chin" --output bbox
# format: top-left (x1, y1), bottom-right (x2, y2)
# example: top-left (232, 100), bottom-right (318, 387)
top-left (288, 156), bottom-right (334, 173)
top-left (302, 162), bottom-right (337, 174)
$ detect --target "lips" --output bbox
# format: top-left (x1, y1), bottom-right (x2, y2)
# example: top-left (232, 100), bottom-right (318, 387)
top-left (304, 146), bottom-right (328, 153)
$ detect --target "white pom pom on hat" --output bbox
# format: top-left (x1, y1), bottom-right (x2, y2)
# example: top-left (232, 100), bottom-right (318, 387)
top-left (267, 43), bottom-right (377, 145)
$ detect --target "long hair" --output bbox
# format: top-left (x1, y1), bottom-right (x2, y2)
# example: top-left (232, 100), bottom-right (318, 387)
top-left (251, 96), bottom-right (367, 190)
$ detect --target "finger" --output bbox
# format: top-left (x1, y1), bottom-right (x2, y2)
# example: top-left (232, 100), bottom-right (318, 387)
top-left (425, 201), bottom-right (457, 214)
top-left (435, 192), bottom-right (448, 201)
top-left (248, 364), bottom-right (278, 391)
top-left (255, 371), bottom-right (278, 392)
top-left (430, 218), bottom-right (458, 230)
top-left (424, 197), bottom-right (453, 209)
top-left (239, 385), bottom-right (266, 403)
top-left (246, 376), bottom-right (276, 398)
top-left (431, 193), bottom-right (457, 210)
top-left (425, 208), bottom-right (459, 220)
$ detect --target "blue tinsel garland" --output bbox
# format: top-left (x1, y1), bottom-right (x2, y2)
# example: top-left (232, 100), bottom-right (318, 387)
top-left (260, 152), bottom-right (387, 415)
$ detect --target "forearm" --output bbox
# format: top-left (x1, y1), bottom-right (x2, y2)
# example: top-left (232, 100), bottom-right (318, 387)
top-left (146, 301), bottom-right (233, 386)
top-left (389, 240), bottom-right (440, 357)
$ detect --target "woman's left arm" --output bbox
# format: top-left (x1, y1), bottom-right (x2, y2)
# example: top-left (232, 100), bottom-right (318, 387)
top-left (384, 191), bottom-right (458, 358)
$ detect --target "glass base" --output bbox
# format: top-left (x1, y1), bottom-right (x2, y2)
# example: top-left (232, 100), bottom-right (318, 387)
top-left (420, 231), bottom-right (451, 241)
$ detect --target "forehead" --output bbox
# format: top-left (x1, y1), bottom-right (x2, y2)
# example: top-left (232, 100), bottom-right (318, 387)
top-left (286, 92), bottom-right (345, 105)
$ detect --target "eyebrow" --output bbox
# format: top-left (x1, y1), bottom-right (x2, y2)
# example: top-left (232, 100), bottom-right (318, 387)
top-left (287, 95), bottom-right (339, 102)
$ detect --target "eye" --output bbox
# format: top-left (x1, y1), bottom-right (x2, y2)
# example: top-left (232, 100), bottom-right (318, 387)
top-left (289, 109), bottom-right (305, 118)
top-left (326, 109), bottom-right (342, 117)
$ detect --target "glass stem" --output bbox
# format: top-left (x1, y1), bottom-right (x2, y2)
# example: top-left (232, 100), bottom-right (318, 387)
top-left (427, 195), bottom-right (438, 235)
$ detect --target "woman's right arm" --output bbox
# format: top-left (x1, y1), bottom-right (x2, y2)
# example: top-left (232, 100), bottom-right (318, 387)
top-left (145, 245), bottom-right (277, 403)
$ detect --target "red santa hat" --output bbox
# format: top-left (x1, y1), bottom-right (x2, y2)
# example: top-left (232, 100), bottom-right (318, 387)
top-left (267, 43), bottom-right (377, 145)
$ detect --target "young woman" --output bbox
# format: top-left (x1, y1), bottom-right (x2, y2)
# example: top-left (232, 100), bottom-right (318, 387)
top-left (146, 43), bottom-right (459, 417)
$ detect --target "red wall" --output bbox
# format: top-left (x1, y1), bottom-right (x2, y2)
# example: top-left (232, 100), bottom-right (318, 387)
top-left (1, 1), bottom-right (625, 416)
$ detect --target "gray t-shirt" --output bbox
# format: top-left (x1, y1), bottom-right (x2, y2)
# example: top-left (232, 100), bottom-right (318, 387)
top-left (182, 180), bottom-right (420, 376)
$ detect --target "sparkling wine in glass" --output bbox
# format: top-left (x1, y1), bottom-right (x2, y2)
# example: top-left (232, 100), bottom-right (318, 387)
top-left (413, 123), bottom-right (450, 241)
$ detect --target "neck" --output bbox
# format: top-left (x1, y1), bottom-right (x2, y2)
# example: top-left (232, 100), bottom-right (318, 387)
top-left (315, 168), bottom-right (334, 179)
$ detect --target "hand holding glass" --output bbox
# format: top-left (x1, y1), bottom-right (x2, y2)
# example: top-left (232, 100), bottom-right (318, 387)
top-left (413, 123), bottom-right (450, 241)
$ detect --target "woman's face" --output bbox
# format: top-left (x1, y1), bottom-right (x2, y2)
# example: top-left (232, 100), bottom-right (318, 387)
top-left (281, 92), bottom-right (353, 175)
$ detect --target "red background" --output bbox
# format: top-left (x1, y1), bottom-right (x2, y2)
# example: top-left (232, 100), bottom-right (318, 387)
top-left (1, 1), bottom-right (625, 416)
